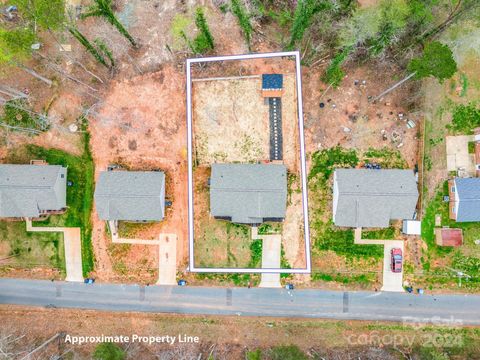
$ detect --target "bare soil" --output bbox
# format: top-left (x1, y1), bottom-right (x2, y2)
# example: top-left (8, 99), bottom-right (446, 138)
top-left (88, 66), bottom-right (188, 282)
top-left (303, 63), bottom-right (420, 168)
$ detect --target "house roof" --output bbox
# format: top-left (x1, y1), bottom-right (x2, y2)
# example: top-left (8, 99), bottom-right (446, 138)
top-left (94, 171), bottom-right (165, 221)
top-left (0, 164), bottom-right (67, 218)
top-left (333, 169), bottom-right (419, 228)
top-left (210, 164), bottom-right (287, 224)
top-left (402, 220), bottom-right (421, 235)
top-left (455, 177), bottom-right (480, 222)
top-left (262, 74), bottom-right (283, 90)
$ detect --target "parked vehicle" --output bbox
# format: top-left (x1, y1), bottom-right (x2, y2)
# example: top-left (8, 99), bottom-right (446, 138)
top-left (178, 279), bottom-right (187, 286)
top-left (84, 278), bottom-right (95, 284)
top-left (390, 248), bottom-right (403, 273)
top-left (285, 284), bottom-right (294, 290)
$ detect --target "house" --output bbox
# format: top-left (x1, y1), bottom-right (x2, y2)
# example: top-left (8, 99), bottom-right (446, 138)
top-left (333, 169), bottom-right (418, 228)
top-left (474, 127), bottom-right (480, 177)
top-left (210, 164), bottom-right (287, 224)
top-left (449, 177), bottom-right (480, 222)
top-left (0, 164), bottom-right (67, 218)
top-left (94, 170), bottom-right (165, 222)
top-left (262, 74), bottom-right (283, 98)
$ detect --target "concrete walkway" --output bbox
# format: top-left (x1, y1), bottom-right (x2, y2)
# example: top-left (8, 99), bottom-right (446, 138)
top-left (108, 221), bottom-right (177, 285)
top-left (253, 227), bottom-right (282, 288)
top-left (25, 219), bottom-right (83, 282)
top-left (446, 135), bottom-right (476, 176)
top-left (354, 228), bottom-right (404, 292)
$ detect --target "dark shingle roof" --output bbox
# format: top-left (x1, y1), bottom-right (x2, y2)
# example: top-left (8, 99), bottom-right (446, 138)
top-left (262, 74), bottom-right (283, 90)
top-left (455, 177), bottom-right (480, 222)
top-left (0, 165), bottom-right (67, 218)
top-left (333, 169), bottom-right (418, 228)
top-left (94, 171), bottom-right (165, 221)
top-left (210, 164), bottom-right (287, 224)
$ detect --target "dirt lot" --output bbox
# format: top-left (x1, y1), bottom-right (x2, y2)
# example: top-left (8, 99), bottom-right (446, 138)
top-left (88, 66), bottom-right (188, 282)
top-left (191, 56), bottom-right (306, 269)
top-left (1, 305), bottom-right (478, 360)
top-left (192, 71), bottom-right (298, 171)
top-left (303, 63), bottom-right (420, 167)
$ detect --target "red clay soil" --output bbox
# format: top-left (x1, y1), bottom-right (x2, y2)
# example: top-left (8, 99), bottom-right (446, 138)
top-left (88, 65), bottom-right (188, 282)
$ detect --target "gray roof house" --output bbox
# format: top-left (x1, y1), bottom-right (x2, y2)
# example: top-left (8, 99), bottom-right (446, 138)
top-left (94, 171), bottom-right (165, 221)
top-left (0, 164), bottom-right (67, 218)
top-left (333, 169), bottom-right (418, 228)
top-left (450, 177), bottom-right (480, 222)
top-left (210, 164), bottom-right (287, 224)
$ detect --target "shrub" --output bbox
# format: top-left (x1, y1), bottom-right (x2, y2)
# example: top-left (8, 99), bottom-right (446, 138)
top-left (93, 342), bottom-right (125, 360)
top-left (268, 345), bottom-right (308, 360)
top-left (231, 0), bottom-right (253, 49)
top-left (448, 103), bottom-right (480, 133)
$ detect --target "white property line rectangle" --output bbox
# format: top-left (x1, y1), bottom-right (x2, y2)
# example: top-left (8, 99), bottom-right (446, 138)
top-left (186, 51), bottom-right (311, 274)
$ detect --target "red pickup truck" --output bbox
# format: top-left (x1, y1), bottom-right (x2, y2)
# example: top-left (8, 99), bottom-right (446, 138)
top-left (390, 248), bottom-right (403, 273)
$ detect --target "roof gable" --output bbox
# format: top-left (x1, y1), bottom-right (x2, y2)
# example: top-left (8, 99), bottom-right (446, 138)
top-left (210, 164), bottom-right (287, 224)
top-left (333, 169), bottom-right (418, 228)
top-left (454, 178), bottom-right (480, 222)
top-left (94, 171), bottom-right (165, 221)
top-left (0, 165), bottom-right (67, 217)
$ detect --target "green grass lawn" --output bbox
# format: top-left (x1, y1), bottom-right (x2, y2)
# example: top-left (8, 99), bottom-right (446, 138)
top-left (2, 134), bottom-right (95, 277)
top-left (0, 221), bottom-right (65, 272)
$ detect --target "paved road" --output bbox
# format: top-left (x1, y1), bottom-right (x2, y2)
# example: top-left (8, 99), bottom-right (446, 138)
top-left (1, 279), bottom-right (480, 325)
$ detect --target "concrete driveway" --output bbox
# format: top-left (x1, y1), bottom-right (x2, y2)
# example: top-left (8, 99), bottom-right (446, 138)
top-left (108, 221), bottom-right (177, 285)
top-left (381, 240), bottom-right (405, 292)
top-left (354, 228), bottom-right (404, 292)
top-left (26, 219), bottom-right (83, 282)
top-left (252, 227), bottom-right (282, 288)
top-left (157, 234), bottom-right (177, 285)
top-left (446, 135), bottom-right (475, 175)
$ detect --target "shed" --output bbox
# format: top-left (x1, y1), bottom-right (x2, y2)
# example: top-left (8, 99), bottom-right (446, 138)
top-left (402, 220), bottom-right (421, 235)
top-left (262, 74), bottom-right (283, 98)
top-left (435, 228), bottom-right (463, 247)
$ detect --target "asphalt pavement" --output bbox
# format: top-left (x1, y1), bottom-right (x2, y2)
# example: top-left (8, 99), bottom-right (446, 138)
top-left (1, 279), bottom-right (479, 325)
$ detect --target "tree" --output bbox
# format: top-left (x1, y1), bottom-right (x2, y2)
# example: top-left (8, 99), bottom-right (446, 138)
top-left (0, 27), bottom-right (53, 85)
top-left (179, 8), bottom-right (215, 54)
top-left (69, 27), bottom-right (113, 68)
top-left (15, 0), bottom-right (66, 31)
top-left (408, 41), bottom-right (457, 82)
top-left (82, 0), bottom-right (137, 47)
top-left (231, 0), bottom-right (253, 50)
top-left (340, 0), bottom-right (409, 56)
top-left (373, 41), bottom-right (457, 101)
top-left (93, 342), bottom-right (126, 360)
top-left (321, 46), bottom-right (352, 87)
top-left (194, 7), bottom-right (214, 50)
top-left (287, 0), bottom-right (333, 50)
